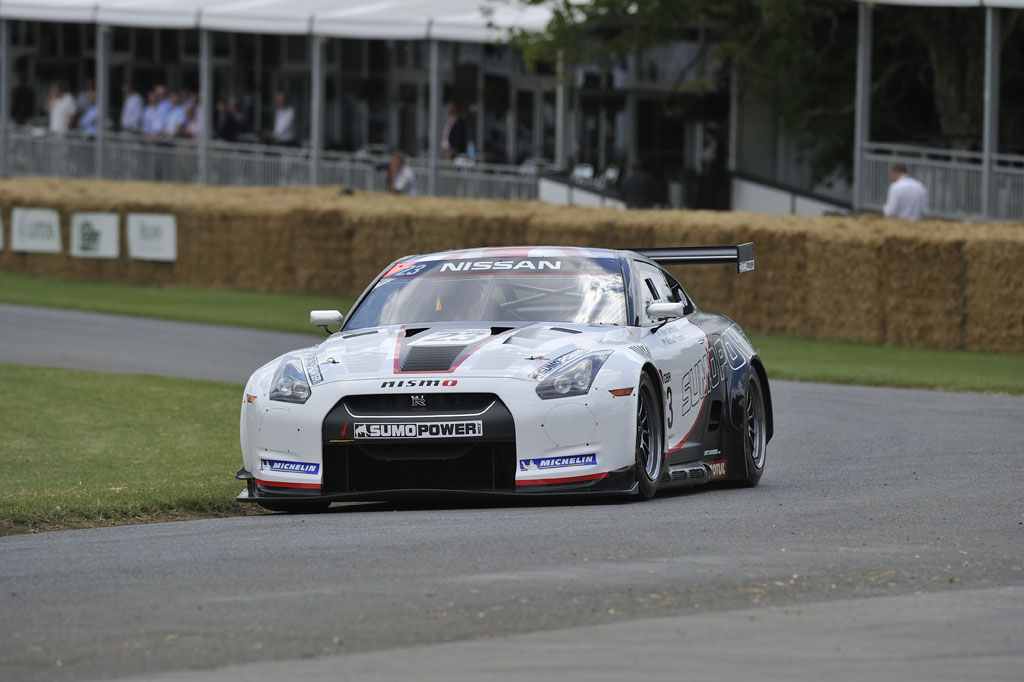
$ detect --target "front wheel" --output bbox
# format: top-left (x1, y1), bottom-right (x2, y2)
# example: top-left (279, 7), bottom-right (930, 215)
top-left (257, 500), bottom-right (332, 514)
top-left (740, 370), bottom-right (767, 487)
top-left (635, 373), bottom-right (664, 499)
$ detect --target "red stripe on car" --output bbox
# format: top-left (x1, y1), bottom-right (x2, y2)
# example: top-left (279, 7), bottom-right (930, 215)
top-left (516, 472), bottom-right (609, 486)
top-left (255, 478), bottom-right (322, 490)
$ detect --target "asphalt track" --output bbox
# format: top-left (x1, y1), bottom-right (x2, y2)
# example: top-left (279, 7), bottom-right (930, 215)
top-left (1, 304), bottom-right (1022, 681)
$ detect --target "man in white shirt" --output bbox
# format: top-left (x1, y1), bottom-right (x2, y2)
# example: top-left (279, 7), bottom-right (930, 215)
top-left (46, 82), bottom-right (77, 134)
top-left (120, 83), bottom-right (144, 132)
top-left (270, 92), bottom-right (295, 145)
top-left (389, 152), bottom-right (417, 196)
top-left (883, 162), bottom-right (927, 220)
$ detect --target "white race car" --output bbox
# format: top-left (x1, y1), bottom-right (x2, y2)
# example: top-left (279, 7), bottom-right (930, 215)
top-left (237, 245), bottom-right (772, 512)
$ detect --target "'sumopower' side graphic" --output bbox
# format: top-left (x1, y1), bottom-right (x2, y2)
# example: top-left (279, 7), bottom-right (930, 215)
top-left (354, 421), bottom-right (484, 439)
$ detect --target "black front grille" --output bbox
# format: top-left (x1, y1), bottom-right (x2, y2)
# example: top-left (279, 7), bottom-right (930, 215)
top-left (323, 442), bottom-right (517, 493)
top-left (344, 393), bottom-right (496, 416)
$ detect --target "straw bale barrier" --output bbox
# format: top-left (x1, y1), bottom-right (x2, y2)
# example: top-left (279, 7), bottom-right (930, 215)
top-left (1, 178), bottom-right (1022, 353)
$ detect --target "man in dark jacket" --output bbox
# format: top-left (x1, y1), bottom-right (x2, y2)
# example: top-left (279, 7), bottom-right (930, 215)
top-left (11, 74), bottom-right (34, 125)
top-left (441, 101), bottom-right (467, 158)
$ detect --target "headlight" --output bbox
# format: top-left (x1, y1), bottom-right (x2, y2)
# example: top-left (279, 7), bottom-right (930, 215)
top-left (534, 351), bottom-right (612, 400)
top-left (269, 357), bottom-right (311, 404)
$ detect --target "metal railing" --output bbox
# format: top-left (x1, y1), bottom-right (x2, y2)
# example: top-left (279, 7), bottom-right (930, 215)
top-left (860, 142), bottom-right (1024, 220)
top-left (2, 128), bottom-right (539, 201)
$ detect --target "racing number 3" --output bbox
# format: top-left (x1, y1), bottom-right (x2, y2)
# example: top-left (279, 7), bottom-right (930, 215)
top-left (665, 387), bottom-right (673, 428)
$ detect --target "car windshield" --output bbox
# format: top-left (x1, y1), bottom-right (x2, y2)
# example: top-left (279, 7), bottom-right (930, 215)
top-left (345, 256), bottom-right (627, 329)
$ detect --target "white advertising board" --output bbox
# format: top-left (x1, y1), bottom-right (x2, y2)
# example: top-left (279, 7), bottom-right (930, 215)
top-left (127, 213), bottom-right (177, 262)
top-left (11, 208), bottom-right (62, 253)
top-left (70, 213), bottom-right (120, 259)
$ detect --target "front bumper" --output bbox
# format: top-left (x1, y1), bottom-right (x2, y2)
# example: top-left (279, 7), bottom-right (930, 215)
top-left (236, 468), bottom-right (638, 503)
top-left (239, 374), bottom-right (638, 498)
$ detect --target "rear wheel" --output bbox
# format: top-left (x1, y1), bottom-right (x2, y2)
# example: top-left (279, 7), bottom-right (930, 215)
top-left (740, 370), bottom-right (767, 487)
top-left (635, 373), bottom-right (664, 499)
top-left (257, 500), bottom-right (332, 514)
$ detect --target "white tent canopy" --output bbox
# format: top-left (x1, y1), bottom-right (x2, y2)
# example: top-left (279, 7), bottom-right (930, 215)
top-left (0, 0), bottom-right (551, 42)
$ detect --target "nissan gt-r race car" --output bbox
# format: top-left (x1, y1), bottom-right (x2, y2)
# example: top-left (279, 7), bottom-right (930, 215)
top-left (236, 244), bottom-right (772, 512)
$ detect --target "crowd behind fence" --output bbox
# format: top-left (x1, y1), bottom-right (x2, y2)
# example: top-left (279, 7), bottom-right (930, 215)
top-left (2, 128), bottom-right (540, 201)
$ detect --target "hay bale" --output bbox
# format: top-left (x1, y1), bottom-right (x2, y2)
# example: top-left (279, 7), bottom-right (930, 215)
top-left (4, 177), bottom-right (1024, 352)
top-left (878, 221), bottom-right (967, 349)
top-left (804, 217), bottom-right (885, 343)
top-left (964, 225), bottom-right (1024, 353)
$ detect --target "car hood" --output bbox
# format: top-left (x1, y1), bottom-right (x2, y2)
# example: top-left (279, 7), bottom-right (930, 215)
top-left (307, 322), bottom-right (633, 384)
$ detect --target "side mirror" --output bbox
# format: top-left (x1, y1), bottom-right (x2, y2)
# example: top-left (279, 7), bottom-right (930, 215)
top-left (647, 301), bottom-right (688, 320)
top-left (310, 310), bottom-right (344, 334)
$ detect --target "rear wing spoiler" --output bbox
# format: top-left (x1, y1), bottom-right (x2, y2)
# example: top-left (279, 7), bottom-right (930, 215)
top-left (635, 242), bottom-right (755, 274)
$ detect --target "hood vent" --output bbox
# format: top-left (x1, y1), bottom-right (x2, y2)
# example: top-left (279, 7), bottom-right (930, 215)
top-left (401, 344), bottom-right (467, 372)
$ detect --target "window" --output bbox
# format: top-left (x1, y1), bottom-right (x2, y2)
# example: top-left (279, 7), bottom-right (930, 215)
top-left (635, 262), bottom-right (688, 325)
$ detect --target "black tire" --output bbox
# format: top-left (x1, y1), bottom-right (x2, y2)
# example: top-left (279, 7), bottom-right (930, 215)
top-left (635, 372), bottom-right (664, 499)
top-left (740, 370), bottom-right (767, 487)
top-left (257, 500), bottom-right (332, 514)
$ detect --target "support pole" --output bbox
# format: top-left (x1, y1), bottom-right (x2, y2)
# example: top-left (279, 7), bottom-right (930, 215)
top-left (625, 48), bottom-right (639, 171)
top-left (310, 35), bottom-right (324, 185)
top-left (0, 20), bottom-right (9, 177)
top-left (428, 38), bottom-right (440, 195)
top-left (852, 2), bottom-right (872, 211)
top-left (727, 60), bottom-right (739, 173)
top-left (555, 50), bottom-right (568, 170)
top-left (95, 24), bottom-right (110, 178)
top-left (506, 48), bottom-right (516, 164)
top-left (476, 43), bottom-right (485, 158)
top-left (982, 7), bottom-right (1001, 221)
top-left (532, 85), bottom-right (542, 159)
top-left (199, 29), bottom-right (212, 184)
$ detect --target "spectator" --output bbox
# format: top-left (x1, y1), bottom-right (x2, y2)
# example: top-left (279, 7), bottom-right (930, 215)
top-left (441, 101), bottom-right (466, 158)
top-left (697, 126), bottom-right (725, 209)
top-left (120, 83), bottom-right (144, 132)
top-left (78, 88), bottom-right (99, 137)
top-left (11, 74), bottom-right (33, 125)
top-left (184, 102), bottom-right (202, 139)
top-left (45, 82), bottom-right (77, 134)
top-left (76, 78), bottom-right (94, 113)
top-left (622, 160), bottom-right (657, 209)
top-left (154, 85), bottom-right (172, 128)
top-left (161, 93), bottom-right (187, 139)
top-left (142, 91), bottom-right (162, 139)
top-left (269, 92), bottom-right (295, 144)
top-left (216, 97), bottom-right (245, 142)
top-left (883, 162), bottom-right (927, 220)
top-left (389, 151), bottom-right (417, 196)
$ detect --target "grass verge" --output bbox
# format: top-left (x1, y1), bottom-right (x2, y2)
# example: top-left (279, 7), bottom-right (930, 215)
top-left (0, 270), bottom-right (352, 334)
top-left (747, 333), bottom-right (1024, 395)
top-left (0, 363), bottom-right (255, 535)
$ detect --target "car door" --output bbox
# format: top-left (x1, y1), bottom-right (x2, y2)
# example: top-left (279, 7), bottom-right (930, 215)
top-left (633, 261), bottom-right (709, 463)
